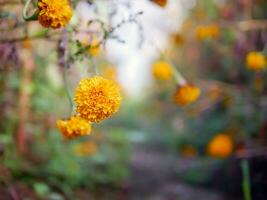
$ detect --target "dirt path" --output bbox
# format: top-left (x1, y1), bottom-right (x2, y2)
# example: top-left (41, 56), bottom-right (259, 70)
top-left (128, 146), bottom-right (229, 200)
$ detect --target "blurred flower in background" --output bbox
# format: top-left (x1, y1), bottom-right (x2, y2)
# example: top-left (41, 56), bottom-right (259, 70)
top-left (207, 134), bottom-right (233, 158)
top-left (245, 51), bottom-right (266, 71)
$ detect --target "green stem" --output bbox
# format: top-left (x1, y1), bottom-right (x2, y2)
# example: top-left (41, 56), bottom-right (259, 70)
top-left (23, 0), bottom-right (39, 21)
top-left (63, 66), bottom-right (75, 113)
top-left (90, 57), bottom-right (99, 75)
top-left (241, 159), bottom-right (252, 200)
top-left (173, 67), bottom-right (187, 85)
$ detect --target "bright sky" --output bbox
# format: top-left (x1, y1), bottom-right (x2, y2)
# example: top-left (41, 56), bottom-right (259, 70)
top-left (76, 0), bottom-right (196, 98)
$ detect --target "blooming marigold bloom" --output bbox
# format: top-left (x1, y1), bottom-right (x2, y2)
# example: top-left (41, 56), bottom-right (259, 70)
top-left (74, 76), bottom-right (122, 122)
top-left (56, 116), bottom-right (91, 139)
top-left (152, 0), bottom-right (167, 7)
top-left (38, 0), bottom-right (73, 29)
top-left (196, 25), bottom-right (220, 40)
top-left (246, 51), bottom-right (266, 71)
top-left (152, 61), bottom-right (173, 80)
top-left (89, 38), bottom-right (101, 56)
top-left (207, 134), bottom-right (233, 158)
top-left (173, 84), bottom-right (200, 106)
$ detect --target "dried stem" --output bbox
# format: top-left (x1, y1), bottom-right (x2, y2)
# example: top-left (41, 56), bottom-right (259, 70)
top-left (16, 50), bottom-right (34, 154)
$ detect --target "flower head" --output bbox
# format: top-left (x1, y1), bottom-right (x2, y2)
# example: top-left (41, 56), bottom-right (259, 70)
top-left (173, 84), bottom-right (200, 106)
top-left (38, 0), bottom-right (73, 29)
top-left (246, 51), bottom-right (266, 71)
top-left (207, 134), bottom-right (233, 158)
top-left (152, 0), bottom-right (167, 7)
top-left (56, 116), bottom-right (91, 139)
top-left (196, 25), bottom-right (220, 40)
top-left (74, 76), bottom-right (122, 122)
top-left (89, 38), bottom-right (101, 56)
top-left (152, 61), bottom-right (173, 80)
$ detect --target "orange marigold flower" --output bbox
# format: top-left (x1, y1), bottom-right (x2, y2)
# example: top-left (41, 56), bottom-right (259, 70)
top-left (152, 0), bottom-right (167, 7)
top-left (56, 116), bottom-right (91, 139)
top-left (152, 61), bottom-right (173, 80)
top-left (89, 38), bottom-right (101, 56)
top-left (196, 25), bottom-right (220, 40)
top-left (173, 84), bottom-right (200, 106)
top-left (207, 134), bottom-right (233, 158)
top-left (38, 0), bottom-right (73, 29)
top-left (246, 51), bottom-right (266, 71)
top-left (74, 76), bottom-right (122, 122)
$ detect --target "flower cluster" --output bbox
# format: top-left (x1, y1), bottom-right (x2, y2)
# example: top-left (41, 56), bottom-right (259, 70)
top-left (57, 75), bottom-right (122, 139)
top-left (151, 59), bottom-right (201, 106)
top-left (38, 0), bottom-right (73, 29)
top-left (56, 116), bottom-right (91, 139)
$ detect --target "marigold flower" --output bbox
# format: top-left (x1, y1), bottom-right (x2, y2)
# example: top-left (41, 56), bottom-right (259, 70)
top-left (56, 116), bottom-right (91, 139)
top-left (152, 61), bottom-right (173, 80)
top-left (74, 76), bottom-right (122, 122)
top-left (246, 51), bottom-right (266, 71)
top-left (73, 141), bottom-right (97, 156)
top-left (196, 25), bottom-right (220, 40)
top-left (207, 134), bottom-right (233, 158)
top-left (152, 0), bottom-right (167, 7)
top-left (38, 0), bottom-right (73, 29)
top-left (173, 84), bottom-right (200, 106)
top-left (89, 38), bottom-right (101, 56)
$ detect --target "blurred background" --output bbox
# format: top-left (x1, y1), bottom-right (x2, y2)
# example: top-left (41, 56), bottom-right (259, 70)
top-left (0, 0), bottom-right (267, 199)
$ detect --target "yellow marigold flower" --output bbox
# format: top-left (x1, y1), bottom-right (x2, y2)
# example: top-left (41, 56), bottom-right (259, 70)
top-left (196, 25), bottom-right (220, 40)
top-left (207, 134), bottom-right (233, 158)
top-left (56, 116), bottom-right (91, 139)
top-left (209, 25), bottom-right (220, 38)
top-left (38, 0), bottom-right (73, 29)
top-left (152, 0), bottom-right (167, 7)
top-left (152, 61), bottom-right (173, 80)
top-left (173, 84), bottom-right (200, 106)
top-left (246, 51), bottom-right (266, 71)
top-left (73, 141), bottom-right (97, 156)
top-left (74, 76), bottom-right (122, 122)
top-left (89, 38), bottom-right (101, 56)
